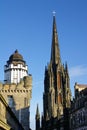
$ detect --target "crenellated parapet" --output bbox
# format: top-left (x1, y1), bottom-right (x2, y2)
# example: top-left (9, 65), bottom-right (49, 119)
top-left (0, 76), bottom-right (32, 107)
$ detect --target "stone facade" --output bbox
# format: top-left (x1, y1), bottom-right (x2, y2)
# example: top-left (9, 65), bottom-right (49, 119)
top-left (0, 93), bottom-right (24, 130)
top-left (0, 76), bottom-right (32, 130)
top-left (70, 83), bottom-right (87, 130)
top-left (0, 50), bottom-right (32, 130)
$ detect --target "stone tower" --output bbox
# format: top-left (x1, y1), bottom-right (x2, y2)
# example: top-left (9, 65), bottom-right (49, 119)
top-left (43, 15), bottom-right (71, 127)
top-left (35, 104), bottom-right (40, 130)
top-left (0, 50), bottom-right (32, 130)
top-left (4, 49), bottom-right (28, 84)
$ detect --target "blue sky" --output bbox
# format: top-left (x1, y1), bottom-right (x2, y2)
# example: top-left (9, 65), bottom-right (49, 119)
top-left (0, 0), bottom-right (87, 130)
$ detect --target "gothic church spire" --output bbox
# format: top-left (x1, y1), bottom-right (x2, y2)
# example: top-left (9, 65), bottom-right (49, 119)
top-left (50, 15), bottom-right (61, 65)
top-left (36, 104), bottom-right (40, 118)
top-left (35, 104), bottom-right (40, 130)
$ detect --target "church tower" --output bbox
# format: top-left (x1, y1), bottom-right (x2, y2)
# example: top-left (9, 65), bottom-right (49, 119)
top-left (43, 15), bottom-right (71, 126)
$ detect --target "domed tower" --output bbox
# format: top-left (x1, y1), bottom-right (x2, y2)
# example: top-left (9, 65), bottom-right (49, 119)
top-left (2, 49), bottom-right (32, 130)
top-left (4, 50), bottom-right (28, 84)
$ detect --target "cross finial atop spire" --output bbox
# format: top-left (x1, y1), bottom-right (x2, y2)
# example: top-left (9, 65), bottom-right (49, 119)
top-left (52, 11), bottom-right (56, 16)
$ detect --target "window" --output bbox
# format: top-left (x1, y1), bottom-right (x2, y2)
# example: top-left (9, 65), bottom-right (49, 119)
top-left (24, 98), bottom-right (28, 107)
top-left (8, 95), bottom-right (14, 107)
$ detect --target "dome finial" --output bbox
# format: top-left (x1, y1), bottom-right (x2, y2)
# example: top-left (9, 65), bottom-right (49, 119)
top-left (15, 49), bottom-right (18, 53)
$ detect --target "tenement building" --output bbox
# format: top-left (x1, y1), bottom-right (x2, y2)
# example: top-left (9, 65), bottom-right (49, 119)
top-left (0, 50), bottom-right (32, 130)
top-left (70, 83), bottom-right (87, 130)
top-left (35, 16), bottom-right (71, 130)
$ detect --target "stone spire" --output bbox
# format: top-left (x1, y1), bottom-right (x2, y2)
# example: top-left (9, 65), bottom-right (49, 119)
top-left (65, 62), bottom-right (68, 73)
top-left (35, 104), bottom-right (40, 130)
top-left (36, 104), bottom-right (40, 118)
top-left (65, 62), bottom-right (69, 79)
top-left (50, 15), bottom-right (61, 65)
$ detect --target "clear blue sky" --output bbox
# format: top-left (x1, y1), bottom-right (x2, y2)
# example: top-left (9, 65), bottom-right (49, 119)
top-left (0, 0), bottom-right (87, 130)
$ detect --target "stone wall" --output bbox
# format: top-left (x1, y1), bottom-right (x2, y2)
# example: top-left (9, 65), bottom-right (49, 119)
top-left (0, 94), bottom-right (24, 130)
top-left (0, 76), bottom-right (32, 130)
